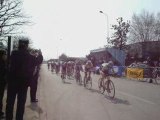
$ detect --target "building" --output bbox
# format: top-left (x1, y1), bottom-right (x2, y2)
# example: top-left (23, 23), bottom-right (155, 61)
top-left (126, 41), bottom-right (160, 61)
top-left (89, 47), bottom-right (126, 66)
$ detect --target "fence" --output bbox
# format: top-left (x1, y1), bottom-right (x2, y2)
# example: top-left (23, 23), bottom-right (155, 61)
top-left (107, 66), bottom-right (160, 79)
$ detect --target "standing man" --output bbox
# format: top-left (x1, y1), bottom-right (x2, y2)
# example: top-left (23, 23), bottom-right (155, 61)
top-left (6, 39), bottom-right (34, 120)
top-left (30, 49), bottom-right (43, 102)
top-left (146, 57), bottom-right (154, 83)
top-left (0, 50), bottom-right (7, 118)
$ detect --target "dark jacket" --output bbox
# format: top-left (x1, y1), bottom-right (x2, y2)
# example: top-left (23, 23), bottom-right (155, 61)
top-left (0, 59), bottom-right (6, 82)
top-left (37, 54), bottom-right (43, 65)
top-left (9, 50), bottom-right (36, 85)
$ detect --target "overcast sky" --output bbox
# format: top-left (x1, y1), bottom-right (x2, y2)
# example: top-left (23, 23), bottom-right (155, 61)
top-left (22, 0), bottom-right (160, 60)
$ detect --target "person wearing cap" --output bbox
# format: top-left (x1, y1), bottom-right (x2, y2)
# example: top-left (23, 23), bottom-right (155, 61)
top-left (84, 60), bottom-right (93, 85)
top-left (0, 49), bottom-right (7, 118)
top-left (6, 39), bottom-right (36, 120)
top-left (30, 49), bottom-right (43, 102)
top-left (146, 57), bottom-right (154, 83)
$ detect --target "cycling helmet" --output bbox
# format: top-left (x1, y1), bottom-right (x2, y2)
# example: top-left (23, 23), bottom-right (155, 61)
top-left (86, 60), bottom-right (92, 64)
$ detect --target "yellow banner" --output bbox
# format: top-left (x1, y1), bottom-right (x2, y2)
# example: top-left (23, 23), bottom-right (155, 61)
top-left (127, 68), bottom-right (143, 79)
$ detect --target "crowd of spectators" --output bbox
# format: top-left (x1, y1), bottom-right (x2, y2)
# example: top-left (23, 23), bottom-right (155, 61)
top-left (0, 39), bottom-right (43, 120)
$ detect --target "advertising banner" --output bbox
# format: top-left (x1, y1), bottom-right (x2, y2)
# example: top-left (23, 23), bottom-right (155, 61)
top-left (127, 68), bottom-right (143, 79)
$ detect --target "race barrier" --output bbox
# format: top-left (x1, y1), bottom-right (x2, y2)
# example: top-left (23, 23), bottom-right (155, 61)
top-left (127, 68), bottom-right (144, 79)
top-left (94, 64), bottom-right (160, 79)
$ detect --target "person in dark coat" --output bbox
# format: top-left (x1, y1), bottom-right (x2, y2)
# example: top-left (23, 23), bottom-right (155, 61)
top-left (30, 49), bottom-right (43, 102)
top-left (6, 39), bottom-right (35, 120)
top-left (146, 57), bottom-right (154, 83)
top-left (0, 50), bottom-right (7, 118)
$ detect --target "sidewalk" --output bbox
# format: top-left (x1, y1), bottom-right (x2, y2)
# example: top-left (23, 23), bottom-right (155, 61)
top-left (2, 87), bottom-right (41, 120)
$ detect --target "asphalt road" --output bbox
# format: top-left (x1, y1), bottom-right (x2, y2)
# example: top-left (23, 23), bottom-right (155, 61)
top-left (38, 64), bottom-right (160, 120)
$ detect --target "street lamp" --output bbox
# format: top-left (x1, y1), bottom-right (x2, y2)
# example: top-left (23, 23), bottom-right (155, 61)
top-left (99, 11), bottom-right (109, 43)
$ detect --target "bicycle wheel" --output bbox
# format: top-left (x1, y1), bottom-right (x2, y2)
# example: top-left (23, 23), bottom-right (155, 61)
top-left (75, 74), bottom-right (79, 84)
top-left (83, 77), bottom-right (87, 87)
top-left (98, 78), bottom-right (105, 94)
top-left (61, 74), bottom-right (65, 83)
top-left (56, 68), bottom-right (59, 75)
top-left (76, 75), bottom-right (82, 85)
top-left (104, 80), bottom-right (115, 99)
top-left (79, 74), bottom-right (82, 85)
top-left (67, 73), bottom-right (70, 79)
top-left (86, 77), bottom-right (92, 89)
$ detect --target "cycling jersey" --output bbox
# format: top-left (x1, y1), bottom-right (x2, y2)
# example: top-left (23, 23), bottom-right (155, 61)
top-left (84, 62), bottom-right (93, 72)
top-left (75, 64), bottom-right (82, 72)
top-left (101, 62), bottom-right (114, 76)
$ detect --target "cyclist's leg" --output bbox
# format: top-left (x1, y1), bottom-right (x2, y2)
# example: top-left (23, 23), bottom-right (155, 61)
top-left (84, 71), bottom-right (87, 79)
top-left (84, 71), bottom-right (87, 86)
top-left (76, 71), bottom-right (79, 80)
top-left (101, 72), bottom-right (105, 86)
top-left (99, 77), bottom-right (104, 88)
top-left (61, 71), bottom-right (63, 78)
top-left (106, 76), bottom-right (111, 91)
top-left (89, 70), bottom-right (91, 78)
top-left (87, 71), bottom-right (90, 81)
top-left (64, 69), bottom-right (67, 78)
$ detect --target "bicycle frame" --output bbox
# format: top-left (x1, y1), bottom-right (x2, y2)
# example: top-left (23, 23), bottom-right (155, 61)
top-left (98, 76), bottom-right (115, 99)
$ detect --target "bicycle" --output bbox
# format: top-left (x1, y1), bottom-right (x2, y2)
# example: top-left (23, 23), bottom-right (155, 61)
top-left (75, 71), bottom-right (82, 85)
top-left (61, 72), bottom-right (66, 83)
top-left (55, 66), bottom-right (60, 75)
top-left (83, 75), bottom-right (92, 89)
top-left (98, 77), bottom-right (115, 99)
top-left (67, 69), bottom-right (74, 79)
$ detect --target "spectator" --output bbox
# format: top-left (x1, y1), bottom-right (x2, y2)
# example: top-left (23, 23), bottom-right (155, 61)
top-left (0, 50), bottom-right (7, 118)
top-left (30, 49), bottom-right (43, 102)
top-left (158, 57), bottom-right (160, 67)
top-left (146, 57), bottom-right (154, 83)
top-left (6, 39), bottom-right (35, 120)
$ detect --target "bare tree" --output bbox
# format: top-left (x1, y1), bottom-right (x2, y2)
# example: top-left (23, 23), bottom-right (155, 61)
top-left (0, 0), bottom-right (31, 38)
top-left (128, 10), bottom-right (160, 43)
top-left (154, 12), bottom-right (160, 41)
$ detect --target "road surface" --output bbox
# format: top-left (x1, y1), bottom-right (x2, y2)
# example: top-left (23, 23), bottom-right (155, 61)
top-left (37, 64), bottom-right (160, 120)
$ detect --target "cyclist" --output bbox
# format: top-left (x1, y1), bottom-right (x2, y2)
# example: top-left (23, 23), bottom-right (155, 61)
top-left (84, 60), bottom-right (93, 81)
top-left (55, 62), bottom-right (60, 74)
top-left (74, 60), bottom-right (83, 81)
top-left (61, 62), bottom-right (67, 79)
top-left (47, 61), bottom-right (50, 70)
top-left (100, 61), bottom-right (115, 92)
top-left (51, 62), bottom-right (54, 72)
top-left (66, 61), bottom-right (73, 78)
top-left (71, 61), bottom-right (75, 74)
